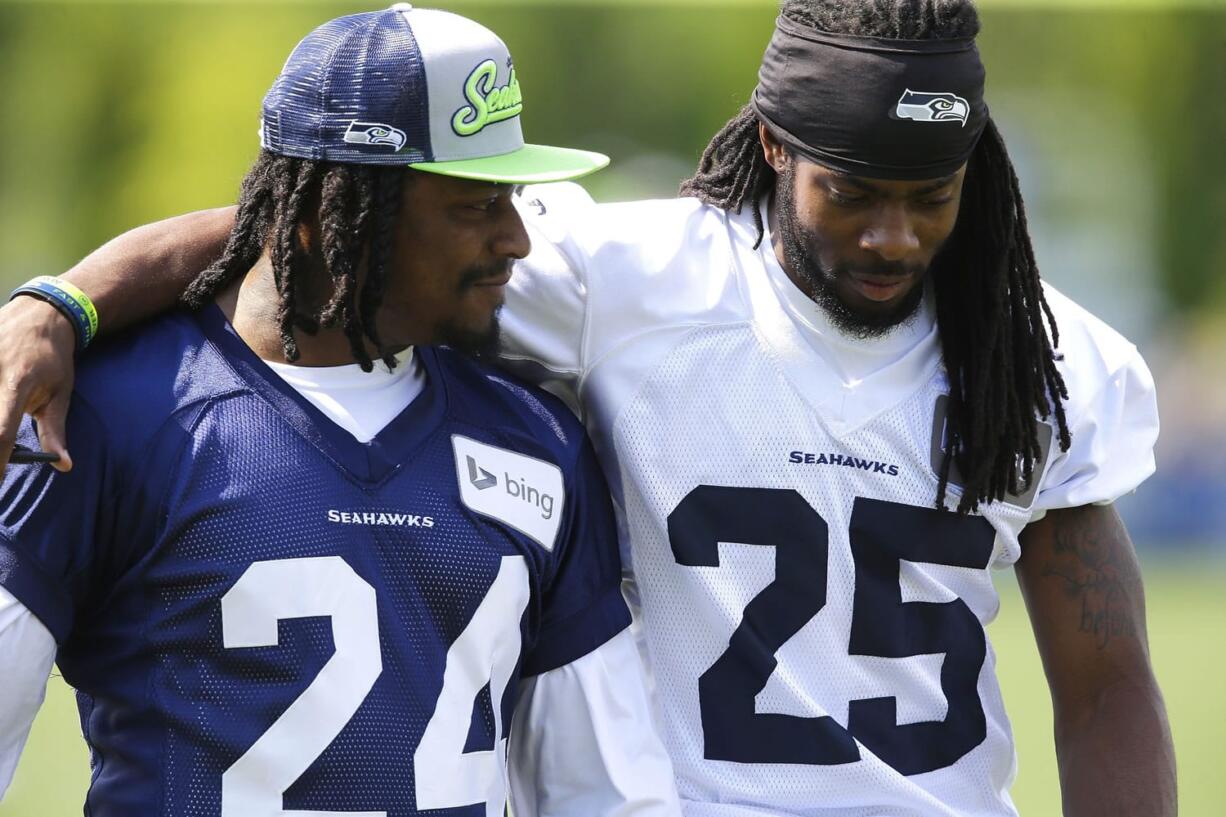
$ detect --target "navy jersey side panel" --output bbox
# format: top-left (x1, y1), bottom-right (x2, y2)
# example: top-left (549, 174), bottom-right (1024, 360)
top-left (521, 435), bottom-right (629, 676)
top-left (0, 316), bottom-right (221, 642)
top-left (0, 399), bottom-right (111, 643)
top-left (0, 313), bottom-right (239, 815)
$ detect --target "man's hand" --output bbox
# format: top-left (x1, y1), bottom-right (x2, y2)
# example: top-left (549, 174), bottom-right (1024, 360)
top-left (0, 297), bottom-right (78, 472)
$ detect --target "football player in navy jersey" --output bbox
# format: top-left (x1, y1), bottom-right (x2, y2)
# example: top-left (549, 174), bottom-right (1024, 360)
top-left (0, 6), bottom-right (681, 816)
top-left (0, 2), bottom-right (1177, 817)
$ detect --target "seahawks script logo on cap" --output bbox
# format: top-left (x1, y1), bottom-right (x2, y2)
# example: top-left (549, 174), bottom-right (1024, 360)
top-left (452, 59), bottom-right (523, 137)
top-left (892, 89), bottom-right (970, 127)
top-left (342, 121), bottom-right (408, 150)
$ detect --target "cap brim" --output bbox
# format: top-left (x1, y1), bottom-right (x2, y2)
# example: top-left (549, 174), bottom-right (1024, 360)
top-left (409, 143), bottom-right (609, 185)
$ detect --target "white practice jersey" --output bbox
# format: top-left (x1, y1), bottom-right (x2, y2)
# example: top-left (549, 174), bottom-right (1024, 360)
top-left (500, 184), bottom-right (1158, 817)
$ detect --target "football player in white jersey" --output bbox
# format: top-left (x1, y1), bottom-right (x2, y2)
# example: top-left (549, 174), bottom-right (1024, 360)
top-left (0, 1), bottom-right (1175, 816)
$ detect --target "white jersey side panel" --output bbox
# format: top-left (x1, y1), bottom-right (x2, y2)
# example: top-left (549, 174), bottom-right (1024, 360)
top-left (500, 184), bottom-right (1159, 817)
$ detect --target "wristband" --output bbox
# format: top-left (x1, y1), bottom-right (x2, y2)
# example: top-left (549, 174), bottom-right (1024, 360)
top-left (9, 276), bottom-right (99, 350)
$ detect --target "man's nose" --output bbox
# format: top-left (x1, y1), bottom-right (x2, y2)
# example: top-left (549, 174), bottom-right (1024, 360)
top-left (859, 204), bottom-right (920, 262)
top-left (493, 204), bottom-right (531, 260)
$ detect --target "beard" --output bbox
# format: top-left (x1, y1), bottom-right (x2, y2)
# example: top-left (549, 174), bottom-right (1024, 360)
top-left (437, 307), bottom-right (502, 361)
top-left (774, 164), bottom-right (928, 339)
top-left (437, 260), bottom-right (510, 360)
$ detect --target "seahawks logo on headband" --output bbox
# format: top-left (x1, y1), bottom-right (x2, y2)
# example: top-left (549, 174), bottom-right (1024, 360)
top-left (342, 121), bottom-right (408, 150)
top-left (892, 89), bottom-right (970, 127)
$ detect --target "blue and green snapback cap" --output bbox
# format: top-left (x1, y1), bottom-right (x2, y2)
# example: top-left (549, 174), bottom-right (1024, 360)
top-left (260, 3), bottom-right (608, 184)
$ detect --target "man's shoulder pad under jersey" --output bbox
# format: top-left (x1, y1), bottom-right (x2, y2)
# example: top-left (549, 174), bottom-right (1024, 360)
top-left (1030, 282), bottom-right (1159, 510)
top-left (71, 310), bottom-right (247, 456)
top-left (1039, 282), bottom-right (1152, 416)
top-left (508, 183), bottom-right (750, 374)
top-left (430, 345), bottom-right (589, 465)
top-left (517, 182), bottom-right (734, 290)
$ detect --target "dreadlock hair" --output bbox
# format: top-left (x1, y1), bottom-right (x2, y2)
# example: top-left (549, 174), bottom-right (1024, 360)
top-left (181, 149), bottom-right (406, 372)
top-left (680, 0), bottom-right (1071, 513)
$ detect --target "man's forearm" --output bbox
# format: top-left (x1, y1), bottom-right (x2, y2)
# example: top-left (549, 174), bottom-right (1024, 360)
top-left (62, 206), bottom-right (236, 334)
top-left (1017, 504), bottom-right (1177, 817)
top-left (0, 206), bottom-right (236, 469)
top-left (1054, 676), bottom-right (1177, 817)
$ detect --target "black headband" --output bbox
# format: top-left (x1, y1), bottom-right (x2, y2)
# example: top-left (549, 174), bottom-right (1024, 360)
top-left (751, 15), bottom-right (989, 180)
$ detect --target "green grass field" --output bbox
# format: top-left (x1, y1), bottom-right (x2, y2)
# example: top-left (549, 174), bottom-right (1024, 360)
top-left (2, 564), bottom-right (1221, 816)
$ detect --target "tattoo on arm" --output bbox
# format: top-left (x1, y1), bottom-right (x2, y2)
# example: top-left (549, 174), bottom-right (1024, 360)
top-left (1039, 510), bottom-right (1143, 650)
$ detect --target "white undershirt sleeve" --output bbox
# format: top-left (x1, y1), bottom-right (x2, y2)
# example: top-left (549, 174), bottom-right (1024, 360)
top-left (507, 628), bottom-right (682, 817)
top-left (0, 586), bottom-right (57, 800)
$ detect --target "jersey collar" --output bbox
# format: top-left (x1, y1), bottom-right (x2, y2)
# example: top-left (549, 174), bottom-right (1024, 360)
top-left (728, 201), bottom-right (943, 438)
top-left (197, 303), bottom-right (448, 483)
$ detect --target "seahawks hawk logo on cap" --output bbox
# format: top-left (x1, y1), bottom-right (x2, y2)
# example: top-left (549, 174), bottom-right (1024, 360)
top-left (342, 120), bottom-right (408, 150)
top-left (892, 89), bottom-right (970, 127)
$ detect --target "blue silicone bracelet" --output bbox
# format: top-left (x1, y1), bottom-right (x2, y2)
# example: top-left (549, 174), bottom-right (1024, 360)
top-left (10, 277), bottom-right (98, 350)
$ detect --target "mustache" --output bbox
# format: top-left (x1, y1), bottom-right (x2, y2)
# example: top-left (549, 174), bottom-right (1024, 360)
top-left (457, 261), bottom-right (513, 291)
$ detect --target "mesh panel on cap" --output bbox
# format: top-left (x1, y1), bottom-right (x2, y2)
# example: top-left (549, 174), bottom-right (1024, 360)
top-left (261, 9), bottom-right (433, 164)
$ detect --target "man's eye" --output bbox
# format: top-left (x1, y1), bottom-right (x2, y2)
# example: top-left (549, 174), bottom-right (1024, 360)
top-left (468, 198), bottom-right (498, 212)
top-left (919, 196), bottom-right (955, 208)
top-left (829, 190), bottom-right (866, 206)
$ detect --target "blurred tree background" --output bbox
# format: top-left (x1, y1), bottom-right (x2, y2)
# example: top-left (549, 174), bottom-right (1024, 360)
top-left (6, 0), bottom-right (1222, 548)
top-left (1, 1), bottom-right (1223, 815)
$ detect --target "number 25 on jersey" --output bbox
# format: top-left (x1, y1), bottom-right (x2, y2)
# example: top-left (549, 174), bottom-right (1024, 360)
top-left (669, 486), bottom-right (995, 776)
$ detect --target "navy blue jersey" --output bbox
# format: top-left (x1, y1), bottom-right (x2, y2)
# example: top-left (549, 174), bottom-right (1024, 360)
top-left (0, 305), bottom-right (630, 817)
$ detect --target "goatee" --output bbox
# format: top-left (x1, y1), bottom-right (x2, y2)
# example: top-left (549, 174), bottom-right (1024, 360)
top-left (775, 165), bottom-right (927, 339)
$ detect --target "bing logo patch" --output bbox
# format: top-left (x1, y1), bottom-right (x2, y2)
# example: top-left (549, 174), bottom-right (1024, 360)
top-left (452, 435), bottom-right (564, 551)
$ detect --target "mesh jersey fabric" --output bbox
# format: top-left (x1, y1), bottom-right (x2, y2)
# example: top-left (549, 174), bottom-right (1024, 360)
top-left (496, 183), bottom-right (1159, 816)
top-left (0, 304), bottom-right (629, 817)
top-left (262, 8), bottom-right (433, 164)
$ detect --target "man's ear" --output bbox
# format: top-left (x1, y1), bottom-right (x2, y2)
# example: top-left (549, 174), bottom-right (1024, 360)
top-left (758, 123), bottom-right (789, 173)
